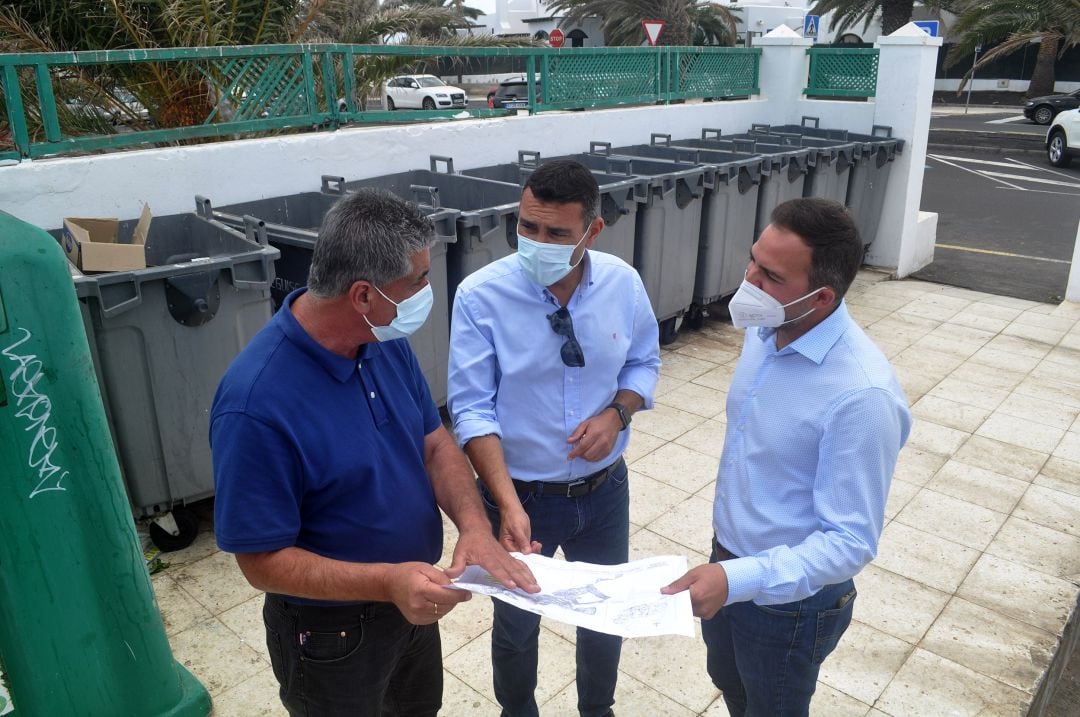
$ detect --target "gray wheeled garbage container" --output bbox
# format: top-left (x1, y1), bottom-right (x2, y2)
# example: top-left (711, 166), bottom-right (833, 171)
top-left (548, 145), bottom-right (706, 344)
top-left (735, 124), bottom-right (859, 204)
top-left (449, 152), bottom-right (641, 268)
top-left (670, 130), bottom-right (810, 240)
top-left (327, 167), bottom-right (523, 301)
top-left (68, 211), bottom-right (279, 550)
top-left (599, 134), bottom-right (763, 325)
top-left (757, 117), bottom-right (904, 248)
top-left (199, 187), bottom-right (458, 408)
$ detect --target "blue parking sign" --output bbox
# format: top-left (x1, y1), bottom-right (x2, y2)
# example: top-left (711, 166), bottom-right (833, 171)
top-left (913, 20), bottom-right (939, 37)
top-left (803, 14), bottom-right (819, 38)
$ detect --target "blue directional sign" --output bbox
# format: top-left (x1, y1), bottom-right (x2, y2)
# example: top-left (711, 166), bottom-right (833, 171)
top-left (803, 14), bottom-right (820, 38)
top-left (914, 20), bottom-right (939, 37)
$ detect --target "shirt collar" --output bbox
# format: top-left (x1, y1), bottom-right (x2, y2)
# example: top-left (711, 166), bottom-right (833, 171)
top-left (756, 300), bottom-right (851, 365)
top-left (279, 288), bottom-right (380, 383)
top-left (533, 250), bottom-right (594, 304)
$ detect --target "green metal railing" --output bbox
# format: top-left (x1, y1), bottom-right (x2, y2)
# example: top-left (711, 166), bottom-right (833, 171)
top-left (805, 48), bottom-right (879, 98)
top-left (0, 43), bottom-right (761, 162)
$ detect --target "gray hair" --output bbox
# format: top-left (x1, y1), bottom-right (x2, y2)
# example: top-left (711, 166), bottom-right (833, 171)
top-left (307, 188), bottom-right (434, 298)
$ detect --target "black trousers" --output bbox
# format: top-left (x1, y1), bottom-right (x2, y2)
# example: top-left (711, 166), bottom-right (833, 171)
top-left (263, 593), bottom-right (442, 716)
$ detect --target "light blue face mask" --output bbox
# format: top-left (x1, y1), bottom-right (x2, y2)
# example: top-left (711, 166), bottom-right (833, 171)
top-left (364, 283), bottom-right (433, 341)
top-left (516, 228), bottom-right (589, 287)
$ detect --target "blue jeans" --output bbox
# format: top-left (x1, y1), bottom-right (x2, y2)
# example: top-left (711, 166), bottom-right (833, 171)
top-left (700, 546), bottom-right (856, 717)
top-left (480, 459), bottom-right (629, 717)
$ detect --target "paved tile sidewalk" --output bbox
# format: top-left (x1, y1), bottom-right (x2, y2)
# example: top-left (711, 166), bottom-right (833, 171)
top-left (153, 271), bottom-right (1080, 716)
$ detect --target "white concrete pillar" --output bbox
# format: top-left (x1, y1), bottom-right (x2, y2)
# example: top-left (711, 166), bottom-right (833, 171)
top-left (1067, 220), bottom-right (1080, 303)
top-left (756, 26), bottom-right (813, 127)
top-left (867, 23), bottom-right (943, 276)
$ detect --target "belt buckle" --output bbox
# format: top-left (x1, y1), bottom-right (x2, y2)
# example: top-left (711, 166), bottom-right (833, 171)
top-left (566, 479), bottom-right (587, 497)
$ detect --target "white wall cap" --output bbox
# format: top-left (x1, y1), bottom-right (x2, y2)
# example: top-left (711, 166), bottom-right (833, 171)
top-left (756, 25), bottom-right (813, 45)
top-left (876, 22), bottom-right (944, 46)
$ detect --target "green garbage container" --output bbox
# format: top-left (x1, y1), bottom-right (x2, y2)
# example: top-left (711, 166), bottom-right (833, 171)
top-left (0, 211), bottom-right (211, 717)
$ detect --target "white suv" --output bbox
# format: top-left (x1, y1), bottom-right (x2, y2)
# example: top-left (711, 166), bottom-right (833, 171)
top-left (1047, 108), bottom-right (1080, 168)
top-left (385, 75), bottom-right (469, 111)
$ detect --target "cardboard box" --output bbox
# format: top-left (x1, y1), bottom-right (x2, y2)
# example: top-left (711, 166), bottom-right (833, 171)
top-left (61, 204), bottom-right (151, 272)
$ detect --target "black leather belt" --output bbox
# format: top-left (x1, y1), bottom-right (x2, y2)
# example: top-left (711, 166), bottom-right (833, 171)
top-left (712, 535), bottom-right (739, 562)
top-left (511, 459), bottom-right (622, 498)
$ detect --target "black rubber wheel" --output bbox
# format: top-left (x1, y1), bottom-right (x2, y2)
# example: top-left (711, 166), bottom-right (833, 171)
top-left (685, 307), bottom-right (706, 331)
top-left (422, 97), bottom-right (436, 110)
top-left (659, 317), bottom-right (680, 346)
top-left (1048, 130), bottom-right (1072, 168)
top-left (148, 506), bottom-right (200, 552)
top-left (386, 96), bottom-right (395, 111)
top-left (1033, 105), bottom-right (1054, 125)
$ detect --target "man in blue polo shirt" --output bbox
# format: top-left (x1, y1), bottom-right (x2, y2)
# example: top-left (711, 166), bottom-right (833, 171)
top-left (448, 160), bottom-right (661, 717)
top-left (211, 188), bottom-right (538, 717)
top-left (663, 198), bottom-right (911, 717)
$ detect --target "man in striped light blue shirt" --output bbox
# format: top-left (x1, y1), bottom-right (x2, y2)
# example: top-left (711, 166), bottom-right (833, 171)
top-left (664, 198), bottom-right (911, 717)
top-left (449, 159), bottom-right (660, 717)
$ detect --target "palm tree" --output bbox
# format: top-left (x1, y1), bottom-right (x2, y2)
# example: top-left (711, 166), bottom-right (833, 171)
top-left (543, 0), bottom-right (740, 46)
top-left (809, 0), bottom-right (954, 37)
top-left (945, 0), bottom-right (1080, 98)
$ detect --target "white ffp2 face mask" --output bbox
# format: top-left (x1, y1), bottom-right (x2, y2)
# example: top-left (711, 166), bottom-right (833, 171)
top-left (364, 283), bottom-right (434, 341)
top-left (728, 280), bottom-right (823, 329)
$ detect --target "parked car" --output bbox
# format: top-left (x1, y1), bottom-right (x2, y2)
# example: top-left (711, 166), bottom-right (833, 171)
top-left (385, 75), bottom-right (468, 110)
top-left (488, 77), bottom-right (543, 109)
top-left (1046, 107), bottom-right (1080, 167)
top-left (1024, 89), bottom-right (1080, 126)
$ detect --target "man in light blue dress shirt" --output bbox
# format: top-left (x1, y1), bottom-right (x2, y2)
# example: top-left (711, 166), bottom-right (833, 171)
top-left (448, 160), bottom-right (661, 717)
top-left (664, 198), bottom-right (912, 717)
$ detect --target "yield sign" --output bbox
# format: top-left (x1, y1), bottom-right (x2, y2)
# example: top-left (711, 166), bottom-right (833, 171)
top-left (549, 27), bottom-right (565, 48)
top-left (642, 20), bottom-right (665, 46)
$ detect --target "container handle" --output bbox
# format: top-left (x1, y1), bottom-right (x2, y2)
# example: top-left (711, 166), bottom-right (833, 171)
top-left (676, 148), bottom-right (698, 164)
top-left (243, 216), bottom-right (269, 247)
top-left (410, 184), bottom-right (441, 209)
top-left (606, 156), bottom-right (633, 175)
top-left (701, 128), bottom-right (722, 141)
top-left (430, 155), bottom-right (455, 174)
top-left (650, 133), bottom-right (671, 147)
top-left (518, 150), bottom-right (541, 167)
top-left (800, 116), bottom-right (820, 128)
top-left (750, 123), bottom-right (771, 134)
top-left (321, 175), bottom-right (346, 195)
top-left (194, 195), bottom-right (213, 219)
top-left (732, 138), bottom-right (756, 153)
top-left (871, 125), bottom-right (893, 138)
top-left (590, 141), bottom-right (612, 156)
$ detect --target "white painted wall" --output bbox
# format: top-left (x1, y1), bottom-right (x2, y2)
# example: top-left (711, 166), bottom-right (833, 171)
top-left (0, 27), bottom-right (941, 280)
top-left (1067, 220), bottom-right (1080, 303)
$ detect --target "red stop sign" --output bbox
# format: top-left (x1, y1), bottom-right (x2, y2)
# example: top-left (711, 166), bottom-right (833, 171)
top-left (549, 28), bottom-right (565, 48)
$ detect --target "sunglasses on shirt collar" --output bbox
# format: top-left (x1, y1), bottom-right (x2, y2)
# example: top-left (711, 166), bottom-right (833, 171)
top-left (547, 307), bottom-right (585, 368)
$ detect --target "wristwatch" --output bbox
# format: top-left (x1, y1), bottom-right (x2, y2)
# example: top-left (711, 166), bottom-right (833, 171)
top-left (607, 401), bottom-right (632, 431)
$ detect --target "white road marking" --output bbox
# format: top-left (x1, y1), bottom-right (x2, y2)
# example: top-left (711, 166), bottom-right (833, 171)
top-left (985, 116), bottom-right (1028, 124)
top-left (927, 154), bottom-right (1026, 189)
top-left (928, 154), bottom-right (1037, 169)
top-left (936, 243), bottom-right (1072, 265)
top-left (978, 170), bottom-right (1080, 188)
top-left (1004, 156), bottom-right (1078, 181)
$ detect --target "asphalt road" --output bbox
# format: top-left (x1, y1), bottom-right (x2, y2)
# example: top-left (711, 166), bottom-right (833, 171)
top-left (913, 109), bottom-right (1080, 303)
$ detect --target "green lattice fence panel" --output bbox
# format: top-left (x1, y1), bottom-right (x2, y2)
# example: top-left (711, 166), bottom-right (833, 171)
top-left (200, 52), bottom-right (315, 123)
top-left (540, 50), bottom-right (662, 110)
top-left (670, 48), bottom-right (760, 100)
top-left (805, 48), bottom-right (879, 98)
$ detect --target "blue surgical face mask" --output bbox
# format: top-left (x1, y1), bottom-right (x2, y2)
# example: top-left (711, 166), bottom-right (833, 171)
top-left (516, 227), bottom-right (589, 287)
top-left (364, 283), bottom-right (433, 341)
